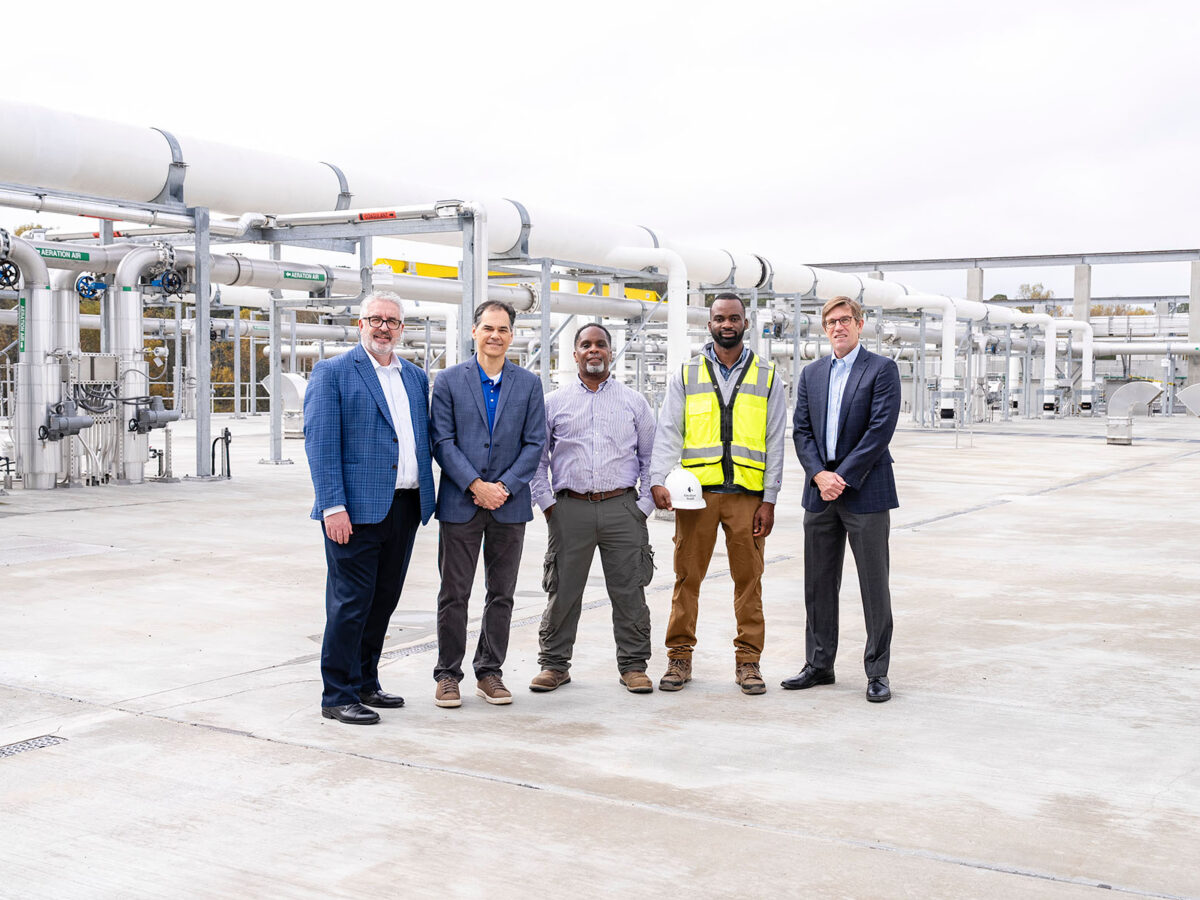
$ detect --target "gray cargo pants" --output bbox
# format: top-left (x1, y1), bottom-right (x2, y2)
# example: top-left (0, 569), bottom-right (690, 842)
top-left (538, 490), bottom-right (654, 674)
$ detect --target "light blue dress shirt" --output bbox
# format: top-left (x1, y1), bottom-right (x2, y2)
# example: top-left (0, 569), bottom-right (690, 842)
top-left (826, 343), bottom-right (861, 460)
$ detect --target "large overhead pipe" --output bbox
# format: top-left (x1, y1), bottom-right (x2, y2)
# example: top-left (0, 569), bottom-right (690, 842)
top-left (0, 100), bottom-right (1136, 402)
top-left (1, 229), bottom-right (57, 489)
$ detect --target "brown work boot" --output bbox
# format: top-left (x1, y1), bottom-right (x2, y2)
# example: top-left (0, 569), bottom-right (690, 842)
top-left (736, 661), bottom-right (767, 695)
top-left (619, 670), bottom-right (654, 694)
top-left (475, 674), bottom-right (513, 705)
top-left (529, 669), bottom-right (572, 692)
top-left (658, 657), bottom-right (692, 691)
top-left (434, 676), bottom-right (462, 708)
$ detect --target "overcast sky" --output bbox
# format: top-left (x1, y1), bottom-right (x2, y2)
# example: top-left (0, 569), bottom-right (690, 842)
top-left (4, 0), bottom-right (1198, 302)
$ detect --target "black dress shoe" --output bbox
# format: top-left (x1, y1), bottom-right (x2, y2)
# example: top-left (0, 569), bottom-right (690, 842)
top-left (780, 665), bottom-right (836, 690)
top-left (359, 689), bottom-right (405, 709)
top-left (866, 676), bottom-right (891, 703)
top-left (321, 702), bottom-right (380, 724)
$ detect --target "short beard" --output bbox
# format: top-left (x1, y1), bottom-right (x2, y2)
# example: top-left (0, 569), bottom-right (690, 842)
top-left (584, 360), bottom-right (608, 376)
top-left (711, 329), bottom-right (744, 349)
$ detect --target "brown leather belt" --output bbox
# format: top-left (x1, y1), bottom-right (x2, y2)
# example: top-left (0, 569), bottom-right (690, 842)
top-left (558, 487), bottom-right (632, 502)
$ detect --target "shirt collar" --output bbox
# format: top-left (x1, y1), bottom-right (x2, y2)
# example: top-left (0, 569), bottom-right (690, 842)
top-left (575, 374), bottom-right (612, 392)
top-left (368, 350), bottom-right (401, 372)
top-left (477, 360), bottom-right (502, 385)
top-left (832, 343), bottom-right (861, 369)
top-left (702, 341), bottom-right (750, 371)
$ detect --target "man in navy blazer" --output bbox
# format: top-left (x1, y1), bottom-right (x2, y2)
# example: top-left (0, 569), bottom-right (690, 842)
top-left (783, 296), bottom-right (901, 703)
top-left (430, 300), bottom-right (546, 708)
top-left (303, 291), bottom-right (436, 725)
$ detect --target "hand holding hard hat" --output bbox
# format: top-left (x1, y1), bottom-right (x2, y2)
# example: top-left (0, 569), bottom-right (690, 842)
top-left (659, 468), bottom-right (706, 510)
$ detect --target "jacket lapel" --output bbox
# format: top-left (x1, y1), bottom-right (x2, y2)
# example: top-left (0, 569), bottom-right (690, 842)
top-left (491, 360), bottom-right (515, 426)
top-left (836, 348), bottom-right (870, 443)
top-left (811, 357), bottom-right (831, 460)
top-left (354, 345), bottom-right (395, 430)
top-left (467, 359), bottom-right (490, 431)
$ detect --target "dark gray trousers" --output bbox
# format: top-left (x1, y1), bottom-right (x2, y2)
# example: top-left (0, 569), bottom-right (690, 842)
top-left (538, 491), bottom-right (653, 674)
top-left (803, 500), bottom-right (892, 678)
top-left (434, 509), bottom-right (526, 682)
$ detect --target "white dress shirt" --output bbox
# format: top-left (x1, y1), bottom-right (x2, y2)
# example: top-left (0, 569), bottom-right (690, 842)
top-left (322, 352), bottom-right (418, 520)
top-left (373, 353), bottom-right (419, 490)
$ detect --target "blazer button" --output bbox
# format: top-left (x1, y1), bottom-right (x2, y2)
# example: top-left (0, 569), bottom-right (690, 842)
top-left (392, 464), bottom-right (397, 469)
top-left (393, 437), bottom-right (398, 443)
top-left (484, 442), bottom-right (489, 448)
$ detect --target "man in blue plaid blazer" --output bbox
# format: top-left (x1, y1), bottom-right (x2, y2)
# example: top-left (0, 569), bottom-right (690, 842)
top-left (304, 291), bottom-right (436, 725)
top-left (784, 295), bottom-right (901, 704)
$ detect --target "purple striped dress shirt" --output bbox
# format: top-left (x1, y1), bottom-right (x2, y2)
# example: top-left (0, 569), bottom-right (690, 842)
top-left (531, 376), bottom-right (656, 517)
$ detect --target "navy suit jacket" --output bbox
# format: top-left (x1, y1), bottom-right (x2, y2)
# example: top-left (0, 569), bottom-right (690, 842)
top-left (303, 343), bottom-right (436, 525)
top-left (431, 359), bottom-right (546, 524)
top-left (793, 345), bottom-right (900, 514)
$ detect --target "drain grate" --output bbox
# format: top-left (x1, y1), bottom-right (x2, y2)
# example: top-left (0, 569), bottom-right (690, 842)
top-left (0, 735), bottom-right (67, 759)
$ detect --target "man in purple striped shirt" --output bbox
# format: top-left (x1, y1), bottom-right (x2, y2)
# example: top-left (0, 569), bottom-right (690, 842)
top-left (528, 324), bottom-right (658, 694)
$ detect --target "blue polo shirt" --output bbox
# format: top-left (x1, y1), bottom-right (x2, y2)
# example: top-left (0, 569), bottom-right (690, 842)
top-left (477, 361), bottom-right (502, 433)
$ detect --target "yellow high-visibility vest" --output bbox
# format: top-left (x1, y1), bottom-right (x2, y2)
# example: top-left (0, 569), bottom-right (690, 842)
top-left (680, 352), bottom-right (774, 491)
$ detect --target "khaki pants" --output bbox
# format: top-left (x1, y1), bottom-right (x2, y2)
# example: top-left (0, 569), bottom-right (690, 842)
top-left (666, 490), bottom-right (765, 663)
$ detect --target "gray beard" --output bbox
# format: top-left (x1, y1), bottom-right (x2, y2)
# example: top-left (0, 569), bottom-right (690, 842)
top-left (584, 361), bottom-right (607, 375)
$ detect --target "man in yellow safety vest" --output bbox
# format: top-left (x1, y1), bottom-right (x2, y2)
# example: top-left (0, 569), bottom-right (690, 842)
top-left (649, 293), bottom-right (786, 695)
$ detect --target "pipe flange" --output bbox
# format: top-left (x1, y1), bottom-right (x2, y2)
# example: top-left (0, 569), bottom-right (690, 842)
top-left (521, 282), bottom-right (540, 314)
top-left (151, 240), bottom-right (176, 275)
top-left (0, 228), bottom-right (11, 259)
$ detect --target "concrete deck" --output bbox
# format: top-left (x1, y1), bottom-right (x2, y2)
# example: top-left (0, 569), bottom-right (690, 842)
top-left (2, 413), bottom-right (1198, 899)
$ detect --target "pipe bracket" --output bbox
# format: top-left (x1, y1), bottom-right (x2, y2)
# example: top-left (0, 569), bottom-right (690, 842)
top-left (498, 198), bottom-right (531, 258)
top-left (150, 128), bottom-right (188, 208)
top-left (321, 162), bottom-right (353, 211)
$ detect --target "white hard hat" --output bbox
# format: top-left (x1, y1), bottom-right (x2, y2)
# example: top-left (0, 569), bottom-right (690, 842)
top-left (664, 468), bottom-right (707, 510)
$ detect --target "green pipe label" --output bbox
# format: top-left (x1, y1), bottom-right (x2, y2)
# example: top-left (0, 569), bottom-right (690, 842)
top-left (37, 247), bottom-right (90, 261)
top-left (284, 270), bottom-right (324, 282)
top-left (18, 295), bottom-right (25, 353)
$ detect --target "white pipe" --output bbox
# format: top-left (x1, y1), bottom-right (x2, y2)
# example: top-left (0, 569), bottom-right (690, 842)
top-left (1, 229), bottom-right (57, 489)
top-left (896, 293), bottom-right (957, 418)
top-left (1059, 320), bottom-right (1096, 409)
top-left (1021, 312), bottom-right (1058, 416)
top-left (1083, 340), bottom-right (1200, 357)
top-left (0, 186), bottom-right (268, 238)
top-left (604, 247), bottom-right (689, 374)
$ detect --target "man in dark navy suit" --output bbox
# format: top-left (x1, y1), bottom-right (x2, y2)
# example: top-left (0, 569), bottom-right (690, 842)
top-left (783, 296), bottom-right (901, 703)
top-left (430, 300), bottom-right (545, 709)
top-left (303, 291), bottom-right (436, 724)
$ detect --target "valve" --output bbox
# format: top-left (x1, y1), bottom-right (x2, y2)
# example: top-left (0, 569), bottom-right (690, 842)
top-left (129, 396), bottom-right (182, 434)
top-left (160, 269), bottom-right (184, 296)
top-left (75, 273), bottom-right (106, 299)
top-left (39, 400), bottom-right (95, 442)
top-left (0, 259), bottom-right (20, 289)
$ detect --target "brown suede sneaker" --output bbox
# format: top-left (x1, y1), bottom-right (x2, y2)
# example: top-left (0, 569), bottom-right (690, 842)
top-left (529, 669), bottom-right (572, 692)
top-left (736, 661), bottom-right (767, 695)
top-left (658, 658), bottom-right (692, 691)
top-left (476, 674), bottom-right (513, 705)
top-left (435, 676), bottom-right (462, 708)
top-left (619, 670), bottom-right (654, 693)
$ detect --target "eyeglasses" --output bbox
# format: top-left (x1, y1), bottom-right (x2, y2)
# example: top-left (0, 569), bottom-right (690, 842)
top-left (824, 315), bottom-right (857, 330)
top-left (363, 316), bottom-right (402, 330)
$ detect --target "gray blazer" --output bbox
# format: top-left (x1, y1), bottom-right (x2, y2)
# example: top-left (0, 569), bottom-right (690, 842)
top-left (430, 359), bottom-right (546, 524)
